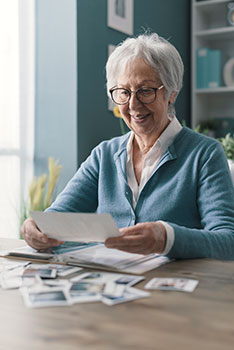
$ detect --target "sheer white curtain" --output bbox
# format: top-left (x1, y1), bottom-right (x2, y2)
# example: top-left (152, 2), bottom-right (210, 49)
top-left (0, 0), bottom-right (35, 238)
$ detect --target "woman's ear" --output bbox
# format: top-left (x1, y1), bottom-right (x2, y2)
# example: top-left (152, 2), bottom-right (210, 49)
top-left (169, 92), bottom-right (177, 104)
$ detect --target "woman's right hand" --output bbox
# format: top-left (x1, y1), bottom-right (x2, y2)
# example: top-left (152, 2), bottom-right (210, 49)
top-left (21, 218), bottom-right (63, 250)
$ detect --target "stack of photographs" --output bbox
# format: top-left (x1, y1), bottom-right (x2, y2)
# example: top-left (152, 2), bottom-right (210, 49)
top-left (20, 271), bottom-right (150, 308)
top-left (0, 261), bottom-right (150, 308)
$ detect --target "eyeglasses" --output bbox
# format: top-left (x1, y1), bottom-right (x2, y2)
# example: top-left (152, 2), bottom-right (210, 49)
top-left (109, 85), bottom-right (164, 105)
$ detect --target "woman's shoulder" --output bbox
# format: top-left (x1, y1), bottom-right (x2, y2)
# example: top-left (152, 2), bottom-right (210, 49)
top-left (175, 126), bottom-right (221, 148)
top-left (171, 126), bottom-right (225, 162)
top-left (95, 132), bottom-right (131, 152)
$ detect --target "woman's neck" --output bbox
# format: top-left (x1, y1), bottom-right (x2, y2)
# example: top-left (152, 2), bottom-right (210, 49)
top-left (133, 119), bottom-right (170, 156)
top-left (133, 136), bottom-right (155, 156)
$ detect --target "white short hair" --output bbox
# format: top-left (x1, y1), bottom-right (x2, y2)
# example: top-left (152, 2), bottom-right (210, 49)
top-left (106, 33), bottom-right (184, 114)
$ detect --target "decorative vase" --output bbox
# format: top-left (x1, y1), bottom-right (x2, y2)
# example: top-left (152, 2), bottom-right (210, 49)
top-left (227, 159), bottom-right (234, 184)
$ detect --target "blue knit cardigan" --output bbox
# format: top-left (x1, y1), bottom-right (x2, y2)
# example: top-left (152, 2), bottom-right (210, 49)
top-left (48, 127), bottom-right (234, 260)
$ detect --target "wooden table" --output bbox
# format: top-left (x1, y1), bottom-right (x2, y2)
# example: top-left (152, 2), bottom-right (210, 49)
top-left (0, 238), bottom-right (234, 350)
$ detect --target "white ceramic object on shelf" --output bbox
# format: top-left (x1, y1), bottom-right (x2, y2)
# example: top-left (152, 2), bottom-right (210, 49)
top-left (223, 57), bottom-right (234, 87)
top-left (228, 159), bottom-right (234, 184)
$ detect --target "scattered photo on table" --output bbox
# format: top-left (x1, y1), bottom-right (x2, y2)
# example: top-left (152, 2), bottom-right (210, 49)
top-left (1, 265), bottom-right (26, 280)
top-left (70, 281), bottom-right (103, 295)
top-left (1, 260), bottom-right (150, 308)
top-left (41, 279), bottom-right (71, 288)
top-left (1, 276), bottom-right (22, 289)
top-left (21, 277), bottom-right (39, 288)
top-left (114, 275), bottom-right (144, 287)
top-left (70, 272), bottom-right (103, 283)
top-left (68, 281), bottom-right (103, 303)
top-left (71, 271), bottom-right (144, 287)
top-left (102, 281), bottom-right (126, 298)
top-left (0, 260), bottom-right (30, 273)
top-left (144, 278), bottom-right (199, 293)
top-left (101, 287), bottom-right (151, 306)
top-left (48, 264), bottom-right (82, 277)
top-left (22, 265), bottom-right (57, 279)
top-left (21, 287), bottom-right (70, 308)
top-left (70, 272), bottom-right (146, 304)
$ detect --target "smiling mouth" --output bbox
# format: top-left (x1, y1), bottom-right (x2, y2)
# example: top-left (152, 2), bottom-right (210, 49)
top-left (131, 113), bottom-right (150, 121)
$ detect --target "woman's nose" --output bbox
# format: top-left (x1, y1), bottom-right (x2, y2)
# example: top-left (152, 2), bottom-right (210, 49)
top-left (128, 92), bottom-right (141, 110)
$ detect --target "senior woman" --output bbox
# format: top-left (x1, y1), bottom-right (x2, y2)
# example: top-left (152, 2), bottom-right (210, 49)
top-left (22, 32), bottom-right (234, 260)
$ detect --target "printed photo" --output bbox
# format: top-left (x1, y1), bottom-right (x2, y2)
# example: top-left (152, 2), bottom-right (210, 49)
top-left (22, 266), bottom-right (57, 279)
top-left (68, 281), bottom-right (102, 304)
top-left (144, 278), bottom-right (199, 293)
top-left (21, 287), bottom-right (70, 308)
top-left (101, 287), bottom-right (150, 306)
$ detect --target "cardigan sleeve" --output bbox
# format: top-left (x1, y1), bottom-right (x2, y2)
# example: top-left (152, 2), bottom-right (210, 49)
top-left (46, 146), bottom-right (100, 213)
top-left (167, 142), bottom-right (234, 260)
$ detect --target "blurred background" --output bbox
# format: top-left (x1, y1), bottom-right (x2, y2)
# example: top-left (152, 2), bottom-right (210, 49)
top-left (0, 0), bottom-right (192, 238)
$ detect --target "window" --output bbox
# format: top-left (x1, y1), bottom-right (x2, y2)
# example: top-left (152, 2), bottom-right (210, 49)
top-left (0, 0), bottom-right (35, 238)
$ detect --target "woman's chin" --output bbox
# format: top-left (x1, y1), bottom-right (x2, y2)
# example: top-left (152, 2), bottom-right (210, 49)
top-left (131, 116), bottom-right (154, 131)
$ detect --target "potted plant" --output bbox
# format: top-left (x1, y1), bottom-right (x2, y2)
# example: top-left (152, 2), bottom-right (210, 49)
top-left (21, 157), bottom-right (62, 229)
top-left (195, 119), bottom-right (217, 137)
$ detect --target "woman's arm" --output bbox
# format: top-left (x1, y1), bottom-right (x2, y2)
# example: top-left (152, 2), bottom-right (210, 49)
top-left (22, 146), bottom-right (100, 249)
top-left (106, 141), bottom-right (234, 260)
top-left (46, 147), bottom-right (100, 213)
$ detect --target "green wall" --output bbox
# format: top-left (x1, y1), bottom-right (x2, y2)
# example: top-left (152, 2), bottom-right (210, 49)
top-left (77, 0), bottom-right (190, 165)
top-left (35, 0), bottom-right (190, 192)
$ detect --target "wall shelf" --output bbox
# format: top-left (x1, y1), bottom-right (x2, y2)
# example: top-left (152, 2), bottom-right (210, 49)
top-left (191, 0), bottom-right (234, 131)
top-left (195, 0), bottom-right (230, 10)
top-left (195, 26), bottom-right (234, 38)
top-left (195, 86), bottom-right (234, 94)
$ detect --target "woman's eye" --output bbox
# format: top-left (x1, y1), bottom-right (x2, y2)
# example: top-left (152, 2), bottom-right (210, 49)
top-left (140, 88), bottom-right (152, 95)
top-left (120, 90), bottom-right (129, 96)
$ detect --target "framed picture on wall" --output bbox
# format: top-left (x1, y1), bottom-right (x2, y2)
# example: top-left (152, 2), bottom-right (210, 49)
top-left (107, 0), bottom-right (134, 35)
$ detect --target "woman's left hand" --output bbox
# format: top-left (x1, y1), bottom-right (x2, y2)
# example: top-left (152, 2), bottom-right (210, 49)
top-left (105, 222), bottom-right (166, 255)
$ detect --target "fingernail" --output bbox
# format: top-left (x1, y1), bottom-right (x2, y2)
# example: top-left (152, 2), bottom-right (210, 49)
top-left (42, 237), bottom-right (47, 243)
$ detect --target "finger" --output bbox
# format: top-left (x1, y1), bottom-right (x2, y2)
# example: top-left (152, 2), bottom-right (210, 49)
top-left (105, 230), bottom-right (157, 254)
top-left (105, 234), bottom-right (145, 248)
top-left (24, 226), bottom-right (47, 245)
top-left (46, 238), bottom-right (64, 247)
top-left (35, 241), bottom-right (62, 250)
top-left (28, 239), bottom-right (51, 250)
top-left (27, 237), bottom-right (63, 250)
top-left (119, 223), bottom-right (149, 236)
top-left (22, 218), bottom-right (63, 249)
top-left (108, 237), bottom-right (155, 254)
top-left (119, 226), bottom-right (142, 236)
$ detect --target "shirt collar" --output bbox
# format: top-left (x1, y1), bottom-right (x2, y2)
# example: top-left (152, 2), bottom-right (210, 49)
top-left (126, 116), bottom-right (182, 161)
top-left (157, 115), bottom-right (182, 154)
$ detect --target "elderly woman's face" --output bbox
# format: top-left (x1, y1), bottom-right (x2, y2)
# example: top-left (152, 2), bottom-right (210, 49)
top-left (117, 58), bottom-right (171, 140)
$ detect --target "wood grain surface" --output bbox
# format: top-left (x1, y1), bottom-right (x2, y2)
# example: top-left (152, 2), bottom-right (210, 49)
top-left (0, 238), bottom-right (234, 350)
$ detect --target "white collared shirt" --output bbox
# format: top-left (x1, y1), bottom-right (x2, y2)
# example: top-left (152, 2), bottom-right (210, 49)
top-left (126, 116), bottom-right (182, 255)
